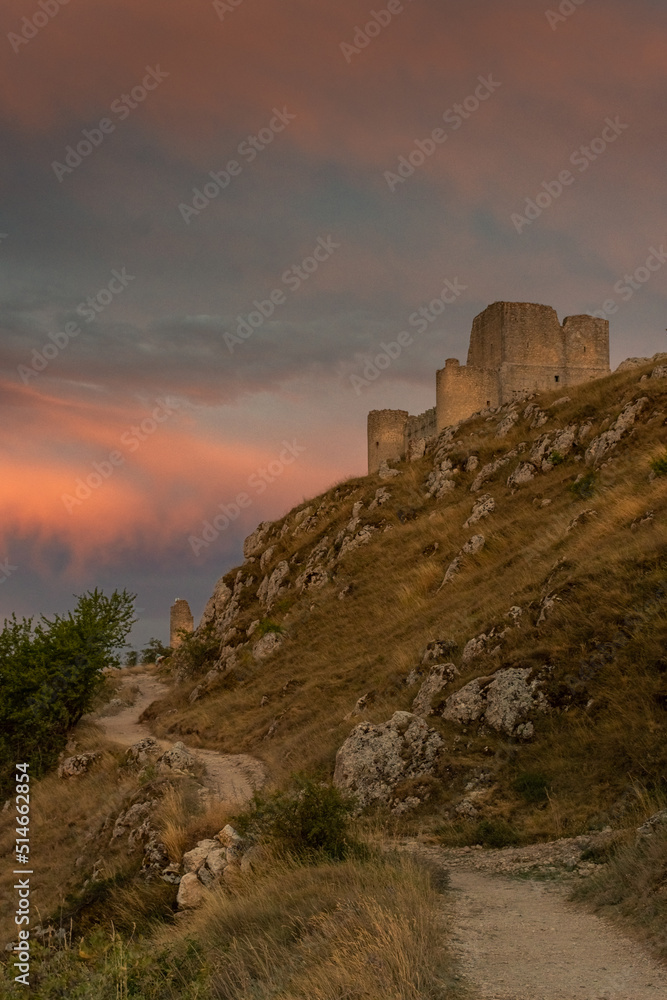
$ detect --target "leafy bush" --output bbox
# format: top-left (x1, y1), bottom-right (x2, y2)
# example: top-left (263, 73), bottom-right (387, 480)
top-left (513, 770), bottom-right (550, 803)
top-left (550, 450), bottom-right (565, 466)
top-left (569, 471), bottom-right (596, 499)
top-left (169, 622), bottom-right (219, 677)
top-left (649, 453), bottom-right (667, 477)
top-left (235, 775), bottom-right (359, 861)
top-left (125, 649), bottom-right (138, 666)
top-left (140, 637), bottom-right (172, 663)
top-left (0, 588), bottom-right (135, 795)
top-left (255, 618), bottom-right (284, 639)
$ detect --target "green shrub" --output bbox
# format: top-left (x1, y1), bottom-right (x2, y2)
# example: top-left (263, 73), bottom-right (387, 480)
top-left (169, 622), bottom-right (219, 678)
top-left (473, 818), bottom-right (520, 848)
top-left (513, 770), bottom-right (550, 803)
top-left (235, 775), bottom-right (360, 861)
top-left (140, 637), bottom-right (172, 663)
top-left (649, 454), bottom-right (667, 477)
top-left (255, 619), bottom-right (284, 639)
top-left (550, 450), bottom-right (565, 466)
top-left (0, 589), bottom-right (136, 796)
top-left (569, 471), bottom-right (596, 499)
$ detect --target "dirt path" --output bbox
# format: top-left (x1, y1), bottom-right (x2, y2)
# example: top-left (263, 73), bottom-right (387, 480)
top-left (407, 843), bottom-right (667, 1000)
top-left (446, 867), bottom-right (666, 1000)
top-left (92, 667), bottom-right (266, 806)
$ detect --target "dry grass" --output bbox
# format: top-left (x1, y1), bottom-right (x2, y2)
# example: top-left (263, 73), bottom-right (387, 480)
top-left (140, 360), bottom-right (667, 846)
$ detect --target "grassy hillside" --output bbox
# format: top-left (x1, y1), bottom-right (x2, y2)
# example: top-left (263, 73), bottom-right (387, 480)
top-left (151, 358), bottom-right (667, 842)
top-left (2, 356), bottom-right (667, 995)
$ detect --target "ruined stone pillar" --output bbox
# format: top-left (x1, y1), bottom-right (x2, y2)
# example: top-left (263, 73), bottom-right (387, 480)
top-left (170, 598), bottom-right (194, 649)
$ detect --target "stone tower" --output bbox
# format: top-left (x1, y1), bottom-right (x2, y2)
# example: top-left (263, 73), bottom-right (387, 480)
top-left (170, 598), bottom-right (194, 649)
top-left (367, 301), bottom-right (610, 473)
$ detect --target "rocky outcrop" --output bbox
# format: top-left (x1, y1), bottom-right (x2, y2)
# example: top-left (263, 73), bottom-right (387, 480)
top-left (442, 666), bottom-right (549, 737)
top-left (441, 535), bottom-right (486, 585)
top-left (257, 560), bottom-right (290, 609)
top-left (412, 663), bottom-right (459, 716)
top-left (157, 742), bottom-right (199, 777)
top-left (463, 494), bottom-right (495, 528)
top-left (124, 738), bottom-right (161, 769)
top-left (425, 459), bottom-right (458, 499)
top-left (333, 711), bottom-right (443, 810)
top-left (253, 630), bottom-right (284, 661)
top-left (585, 398), bottom-right (648, 465)
top-left (176, 825), bottom-right (250, 909)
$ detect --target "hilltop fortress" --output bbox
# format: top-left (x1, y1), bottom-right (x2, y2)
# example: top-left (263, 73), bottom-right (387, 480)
top-left (367, 301), bottom-right (610, 474)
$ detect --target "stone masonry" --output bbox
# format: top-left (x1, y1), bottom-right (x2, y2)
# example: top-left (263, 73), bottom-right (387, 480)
top-left (367, 301), bottom-right (609, 473)
top-left (170, 598), bottom-right (194, 649)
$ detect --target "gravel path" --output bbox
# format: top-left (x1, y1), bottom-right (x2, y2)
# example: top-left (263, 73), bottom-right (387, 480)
top-left (92, 667), bottom-right (266, 805)
top-left (406, 842), bottom-right (667, 1000)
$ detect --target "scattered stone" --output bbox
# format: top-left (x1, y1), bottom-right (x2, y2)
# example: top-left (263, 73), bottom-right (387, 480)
top-left (157, 742), bottom-right (198, 776)
top-left (57, 753), bottom-right (99, 779)
top-left (464, 494), bottom-right (495, 528)
top-left (368, 487), bottom-right (391, 510)
top-left (333, 711), bottom-right (443, 810)
top-left (631, 510), bottom-right (654, 531)
top-left (422, 639), bottom-right (457, 664)
top-left (464, 455), bottom-right (479, 472)
top-left (551, 396), bottom-right (571, 407)
top-left (566, 509), bottom-right (598, 533)
top-left (636, 809), bottom-right (667, 841)
top-left (651, 365), bottom-right (667, 379)
top-left (441, 535), bottom-right (486, 586)
top-left (425, 459), bottom-right (458, 499)
top-left (471, 452), bottom-right (516, 492)
top-left (496, 409), bottom-right (519, 438)
top-left (345, 691), bottom-right (376, 720)
top-left (507, 462), bottom-right (537, 488)
top-left (537, 592), bottom-right (561, 625)
top-left (422, 542), bottom-right (440, 557)
top-left (412, 663), bottom-right (459, 716)
top-left (378, 459), bottom-right (401, 479)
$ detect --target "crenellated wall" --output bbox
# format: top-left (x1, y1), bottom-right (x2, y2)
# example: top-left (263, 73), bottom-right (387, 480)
top-left (366, 302), bottom-right (610, 474)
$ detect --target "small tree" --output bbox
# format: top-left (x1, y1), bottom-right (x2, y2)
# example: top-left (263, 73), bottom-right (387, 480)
top-left (140, 638), bottom-right (172, 664)
top-left (125, 649), bottom-right (139, 666)
top-left (0, 588), bottom-right (136, 793)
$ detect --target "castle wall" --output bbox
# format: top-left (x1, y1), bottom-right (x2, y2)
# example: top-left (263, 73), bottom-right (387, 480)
top-left (366, 302), bottom-right (611, 474)
top-left (404, 407), bottom-right (437, 460)
top-left (170, 598), bottom-right (194, 649)
top-left (436, 359), bottom-right (500, 431)
top-left (562, 314), bottom-right (610, 377)
top-left (468, 301), bottom-right (566, 369)
top-left (367, 409), bottom-right (408, 474)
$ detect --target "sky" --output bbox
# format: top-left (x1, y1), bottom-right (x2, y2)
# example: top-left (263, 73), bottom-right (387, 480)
top-left (1, 0), bottom-right (666, 651)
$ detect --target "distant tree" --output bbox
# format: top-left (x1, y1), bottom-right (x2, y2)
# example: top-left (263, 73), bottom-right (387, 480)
top-left (125, 649), bottom-right (139, 666)
top-left (140, 637), bottom-right (172, 664)
top-left (0, 588), bottom-right (136, 794)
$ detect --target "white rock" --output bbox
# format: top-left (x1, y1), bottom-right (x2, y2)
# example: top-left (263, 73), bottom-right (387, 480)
top-left (177, 872), bottom-right (206, 910)
top-left (333, 712), bottom-right (443, 810)
top-left (412, 663), bottom-right (459, 716)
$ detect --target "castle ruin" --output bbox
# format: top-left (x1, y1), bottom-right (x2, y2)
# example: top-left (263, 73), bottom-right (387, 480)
top-left (368, 301), bottom-right (609, 474)
top-left (170, 598), bottom-right (194, 649)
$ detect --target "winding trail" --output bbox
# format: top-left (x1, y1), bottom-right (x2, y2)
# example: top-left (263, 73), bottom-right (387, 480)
top-left (92, 667), bottom-right (266, 805)
top-left (409, 843), bottom-right (667, 1000)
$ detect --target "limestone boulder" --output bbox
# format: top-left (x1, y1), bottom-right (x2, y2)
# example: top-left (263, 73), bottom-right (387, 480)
top-left (125, 738), bottom-right (161, 768)
top-left (253, 630), bottom-right (284, 661)
top-left (442, 667), bottom-right (549, 736)
top-left (257, 560), bottom-right (290, 609)
top-left (463, 494), bottom-right (495, 528)
top-left (58, 752), bottom-right (99, 778)
top-left (157, 742), bottom-right (198, 776)
top-left (507, 462), bottom-right (537, 488)
top-left (176, 872), bottom-right (206, 910)
top-left (585, 398), bottom-right (648, 465)
top-left (333, 711), bottom-right (443, 810)
top-left (198, 576), bottom-right (232, 629)
top-left (412, 663), bottom-right (459, 716)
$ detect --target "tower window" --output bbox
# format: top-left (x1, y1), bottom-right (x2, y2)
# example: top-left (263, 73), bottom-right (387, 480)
top-left (554, 375), bottom-right (560, 382)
